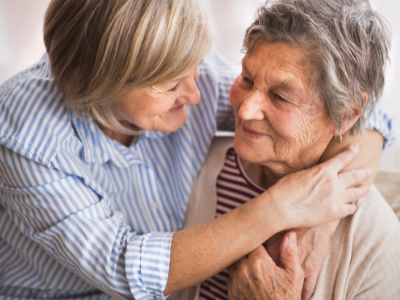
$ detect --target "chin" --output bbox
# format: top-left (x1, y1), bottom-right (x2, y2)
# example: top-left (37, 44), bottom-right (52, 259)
top-left (161, 110), bottom-right (188, 132)
top-left (233, 135), bottom-right (267, 164)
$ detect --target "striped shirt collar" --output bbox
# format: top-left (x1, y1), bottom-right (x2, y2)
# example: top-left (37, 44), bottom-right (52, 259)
top-left (34, 54), bottom-right (172, 168)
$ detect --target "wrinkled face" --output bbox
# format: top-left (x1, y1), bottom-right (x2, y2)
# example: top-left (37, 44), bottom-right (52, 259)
top-left (114, 64), bottom-right (201, 132)
top-left (231, 40), bottom-right (335, 176)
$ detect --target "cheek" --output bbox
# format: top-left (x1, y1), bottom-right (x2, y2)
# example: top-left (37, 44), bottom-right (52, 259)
top-left (268, 106), bottom-right (305, 136)
top-left (230, 79), bottom-right (248, 112)
top-left (267, 107), bottom-right (317, 156)
top-left (143, 96), bottom-right (176, 116)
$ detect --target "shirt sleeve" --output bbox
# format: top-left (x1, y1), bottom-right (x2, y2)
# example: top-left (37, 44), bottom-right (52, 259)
top-left (365, 104), bottom-right (396, 149)
top-left (0, 144), bottom-right (172, 300)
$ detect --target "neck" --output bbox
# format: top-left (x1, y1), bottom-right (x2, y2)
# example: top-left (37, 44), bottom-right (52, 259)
top-left (240, 158), bottom-right (286, 190)
top-left (97, 123), bottom-right (136, 147)
top-left (240, 155), bottom-right (323, 190)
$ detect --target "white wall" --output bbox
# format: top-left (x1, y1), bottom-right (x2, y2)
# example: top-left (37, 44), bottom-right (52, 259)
top-left (0, 0), bottom-right (399, 171)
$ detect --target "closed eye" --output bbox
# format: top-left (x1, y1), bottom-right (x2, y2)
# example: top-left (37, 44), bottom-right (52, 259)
top-left (168, 82), bottom-right (180, 93)
top-left (243, 77), bottom-right (253, 84)
top-left (271, 92), bottom-right (287, 102)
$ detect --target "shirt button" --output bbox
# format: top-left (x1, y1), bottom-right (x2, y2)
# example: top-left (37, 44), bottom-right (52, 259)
top-left (150, 202), bottom-right (158, 210)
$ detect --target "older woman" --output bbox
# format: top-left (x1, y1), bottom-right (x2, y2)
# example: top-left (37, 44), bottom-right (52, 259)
top-left (171, 0), bottom-right (400, 299)
top-left (0, 0), bottom-right (393, 299)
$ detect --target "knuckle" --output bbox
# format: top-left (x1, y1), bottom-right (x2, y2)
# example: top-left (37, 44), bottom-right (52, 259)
top-left (303, 285), bottom-right (315, 295)
top-left (238, 265), bottom-right (251, 281)
top-left (312, 164), bottom-right (324, 176)
top-left (351, 169), bottom-right (361, 183)
top-left (303, 286), bottom-right (315, 296)
top-left (328, 202), bottom-right (339, 217)
top-left (325, 175), bottom-right (336, 190)
top-left (338, 152), bottom-right (348, 164)
top-left (304, 259), bottom-right (320, 272)
top-left (253, 257), bottom-right (264, 272)
top-left (295, 266), bottom-right (305, 282)
top-left (351, 187), bottom-right (359, 199)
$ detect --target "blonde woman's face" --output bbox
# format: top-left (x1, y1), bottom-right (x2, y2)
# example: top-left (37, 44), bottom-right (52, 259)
top-left (114, 64), bottom-right (201, 133)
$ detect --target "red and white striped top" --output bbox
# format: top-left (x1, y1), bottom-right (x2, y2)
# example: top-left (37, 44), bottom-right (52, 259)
top-left (199, 148), bottom-right (264, 300)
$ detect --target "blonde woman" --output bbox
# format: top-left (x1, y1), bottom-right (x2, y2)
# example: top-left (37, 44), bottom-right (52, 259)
top-left (0, 0), bottom-right (392, 299)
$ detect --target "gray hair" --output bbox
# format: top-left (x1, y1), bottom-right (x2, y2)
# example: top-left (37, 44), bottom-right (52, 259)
top-left (243, 0), bottom-right (391, 133)
top-left (44, 0), bottom-right (211, 135)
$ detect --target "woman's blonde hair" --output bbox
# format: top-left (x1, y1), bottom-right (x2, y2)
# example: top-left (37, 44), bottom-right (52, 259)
top-left (44, 0), bottom-right (211, 134)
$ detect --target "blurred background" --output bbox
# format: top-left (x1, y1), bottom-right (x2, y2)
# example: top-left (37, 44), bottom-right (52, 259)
top-left (0, 0), bottom-right (399, 171)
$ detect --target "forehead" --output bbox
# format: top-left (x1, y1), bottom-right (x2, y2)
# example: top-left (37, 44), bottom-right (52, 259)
top-left (244, 40), bottom-right (314, 91)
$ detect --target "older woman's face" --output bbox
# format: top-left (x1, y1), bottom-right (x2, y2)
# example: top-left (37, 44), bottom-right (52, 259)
top-left (231, 40), bottom-right (335, 175)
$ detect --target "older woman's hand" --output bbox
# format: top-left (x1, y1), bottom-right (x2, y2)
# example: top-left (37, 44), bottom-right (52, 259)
top-left (227, 232), bottom-right (303, 300)
top-left (266, 221), bottom-right (339, 300)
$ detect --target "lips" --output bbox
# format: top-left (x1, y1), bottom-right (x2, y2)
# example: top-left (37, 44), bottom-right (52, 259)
top-left (168, 104), bottom-right (184, 113)
top-left (242, 124), bottom-right (268, 138)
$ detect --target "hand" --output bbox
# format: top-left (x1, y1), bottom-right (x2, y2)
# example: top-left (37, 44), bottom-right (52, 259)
top-left (227, 232), bottom-right (303, 300)
top-left (266, 221), bottom-right (339, 300)
top-left (266, 144), bottom-right (372, 230)
top-left (320, 130), bottom-right (383, 186)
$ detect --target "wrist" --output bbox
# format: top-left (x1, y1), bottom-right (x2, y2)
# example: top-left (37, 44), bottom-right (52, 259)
top-left (321, 219), bottom-right (340, 235)
top-left (251, 190), bottom-right (288, 239)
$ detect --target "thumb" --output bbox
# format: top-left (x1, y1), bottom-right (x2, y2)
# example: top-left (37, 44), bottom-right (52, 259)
top-left (280, 232), bottom-right (303, 281)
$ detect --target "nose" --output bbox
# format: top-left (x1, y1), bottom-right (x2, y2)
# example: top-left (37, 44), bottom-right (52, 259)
top-left (193, 64), bottom-right (200, 81)
top-left (178, 65), bottom-right (201, 106)
top-left (238, 90), bottom-right (265, 120)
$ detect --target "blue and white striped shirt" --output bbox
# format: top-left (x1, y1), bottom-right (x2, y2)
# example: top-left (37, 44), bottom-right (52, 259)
top-left (0, 50), bottom-right (395, 300)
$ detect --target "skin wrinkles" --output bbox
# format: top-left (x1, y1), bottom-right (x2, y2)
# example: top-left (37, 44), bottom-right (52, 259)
top-left (231, 40), bottom-right (335, 187)
top-left (101, 63), bottom-right (201, 146)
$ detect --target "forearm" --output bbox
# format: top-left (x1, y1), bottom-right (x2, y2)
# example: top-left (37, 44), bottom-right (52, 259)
top-left (165, 195), bottom-right (282, 295)
top-left (165, 144), bottom-right (373, 295)
top-left (320, 129), bottom-right (383, 185)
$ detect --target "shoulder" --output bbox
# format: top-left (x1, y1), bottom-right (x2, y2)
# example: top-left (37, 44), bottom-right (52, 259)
top-left (312, 186), bottom-right (400, 299)
top-left (352, 185), bottom-right (400, 239)
top-left (0, 55), bottom-right (75, 166)
top-left (339, 186), bottom-right (400, 298)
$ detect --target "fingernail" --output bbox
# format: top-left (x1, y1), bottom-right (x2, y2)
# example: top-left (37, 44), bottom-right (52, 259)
top-left (288, 232), bottom-right (296, 244)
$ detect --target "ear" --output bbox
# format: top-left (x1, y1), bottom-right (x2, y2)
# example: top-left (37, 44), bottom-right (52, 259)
top-left (332, 92), bottom-right (368, 136)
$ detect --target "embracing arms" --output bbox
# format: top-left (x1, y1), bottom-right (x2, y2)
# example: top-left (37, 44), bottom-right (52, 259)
top-left (164, 144), bottom-right (372, 295)
top-left (228, 129), bottom-right (385, 300)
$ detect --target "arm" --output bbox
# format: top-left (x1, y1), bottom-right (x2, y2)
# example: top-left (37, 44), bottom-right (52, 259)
top-left (266, 129), bottom-right (384, 300)
top-left (0, 146), bottom-right (174, 300)
top-left (165, 145), bottom-right (372, 294)
top-left (0, 144), bottom-right (370, 299)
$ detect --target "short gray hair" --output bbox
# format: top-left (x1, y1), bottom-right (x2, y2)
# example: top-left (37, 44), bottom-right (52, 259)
top-left (243, 0), bottom-right (391, 133)
top-left (44, 0), bottom-right (211, 135)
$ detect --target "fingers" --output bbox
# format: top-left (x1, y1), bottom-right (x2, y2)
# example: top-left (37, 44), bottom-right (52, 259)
top-left (322, 144), bottom-right (359, 174)
top-left (227, 264), bottom-right (237, 278)
top-left (344, 185), bottom-right (370, 204)
top-left (279, 232), bottom-right (303, 283)
top-left (338, 167), bottom-right (373, 187)
top-left (302, 274), bottom-right (318, 300)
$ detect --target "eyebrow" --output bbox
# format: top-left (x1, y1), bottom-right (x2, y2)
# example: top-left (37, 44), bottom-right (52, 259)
top-left (167, 75), bottom-right (188, 84)
top-left (242, 61), bottom-right (296, 93)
